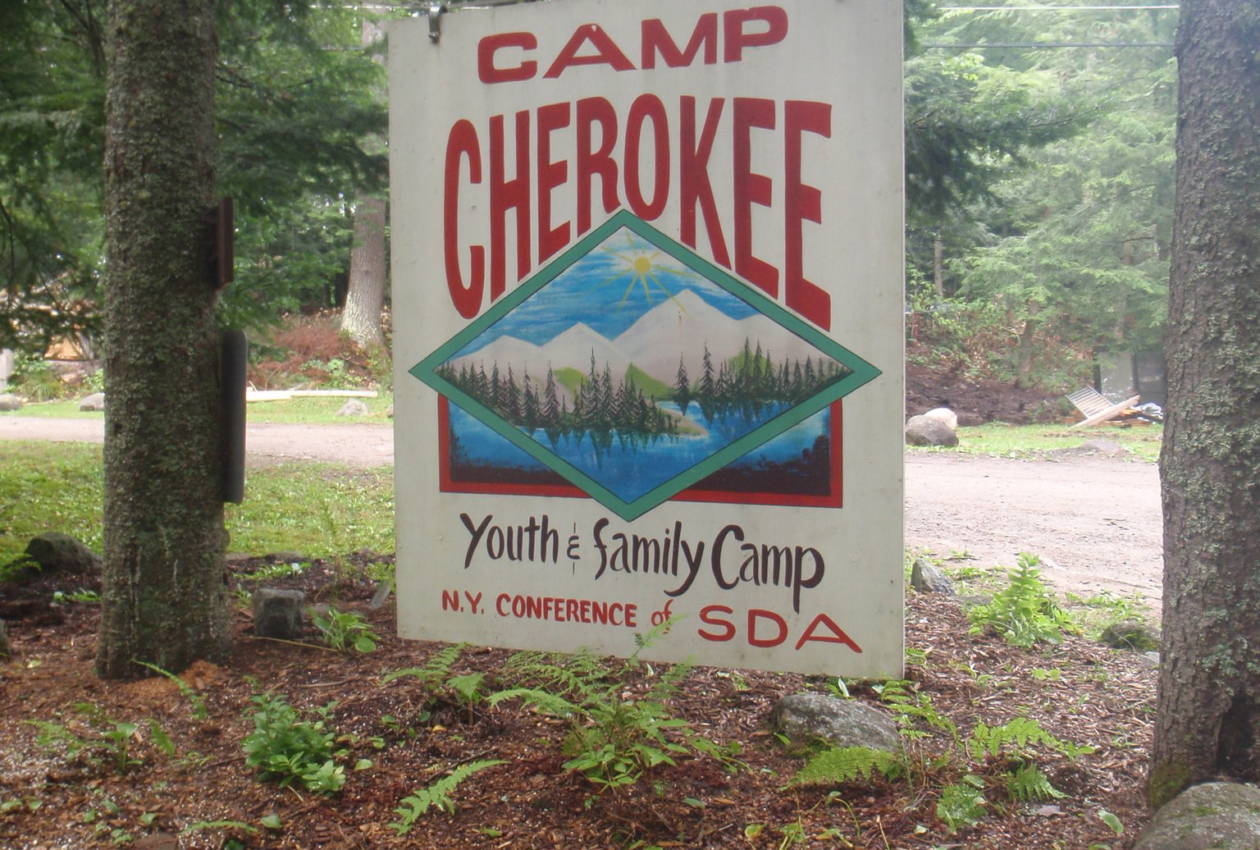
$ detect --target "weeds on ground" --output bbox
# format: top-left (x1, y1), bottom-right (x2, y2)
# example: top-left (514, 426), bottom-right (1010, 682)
top-left (241, 693), bottom-right (347, 793)
top-left (491, 648), bottom-right (741, 795)
top-left (28, 703), bottom-right (173, 773)
top-left (968, 553), bottom-right (1078, 648)
top-left (791, 678), bottom-right (1093, 834)
top-left (312, 607), bottom-right (379, 653)
top-left (390, 759), bottom-right (505, 833)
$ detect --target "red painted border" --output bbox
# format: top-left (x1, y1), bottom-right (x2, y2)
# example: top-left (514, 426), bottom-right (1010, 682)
top-left (437, 397), bottom-right (843, 509)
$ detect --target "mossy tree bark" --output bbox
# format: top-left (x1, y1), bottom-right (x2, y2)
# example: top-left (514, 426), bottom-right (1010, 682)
top-left (97, 0), bottom-right (230, 678)
top-left (1150, 0), bottom-right (1260, 807)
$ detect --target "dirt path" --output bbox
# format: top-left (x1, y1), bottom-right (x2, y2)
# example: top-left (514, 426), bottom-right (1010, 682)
top-left (0, 416), bottom-right (1163, 603)
top-left (905, 452), bottom-right (1161, 606)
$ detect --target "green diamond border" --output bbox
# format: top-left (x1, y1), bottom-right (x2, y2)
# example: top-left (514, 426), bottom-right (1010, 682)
top-left (411, 209), bottom-right (881, 521)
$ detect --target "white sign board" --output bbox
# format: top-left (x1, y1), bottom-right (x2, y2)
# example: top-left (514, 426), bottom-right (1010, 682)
top-left (391, 0), bottom-right (903, 676)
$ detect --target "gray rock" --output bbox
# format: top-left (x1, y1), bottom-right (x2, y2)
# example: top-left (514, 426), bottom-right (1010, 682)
top-left (910, 558), bottom-right (955, 595)
top-left (253, 588), bottom-right (306, 639)
top-left (0, 619), bottom-right (9, 658)
top-left (336, 399), bottom-right (369, 417)
top-left (922, 407), bottom-right (958, 430)
top-left (386, 404), bottom-right (394, 418)
top-left (1099, 620), bottom-right (1160, 652)
top-left (905, 414), bottom-right (958, 447)
top-left (1135, 782), bottom-right (1260, 850)
top-left (24, 533), bottom-right (101, 576)
top-left (79, 392), bottom-right (106, 411)
top-left (369, 579), bottom-right (393, 610)
top-left (0, 393), bottom-right (22, 411)
top-left (770, 693), bottom-right (901, 752)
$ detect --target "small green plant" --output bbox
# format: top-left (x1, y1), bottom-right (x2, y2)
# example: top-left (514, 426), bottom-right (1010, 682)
top-left (383, 643), bottom-right (467, 689)
top-left (790, 681), bottom-right (1093, 834)
top-left (50, 588), bottom-right (100, 604)
top-left (241, 692), bottom-right (347, 793)
top-left (968, 553), bottom-right (1077, 648)
top-left (788, 746), bottom-right (905, 787)
top-left (312, 606), bottom-right (379, 653)
top-left (936, 775), bottom-right (986, 832)
top-left (490, 651), bottom-right (738, 793)
top-left (389, 759), bottom-right (505, 833)
top-left (28, 703), bottom-right (163, 773)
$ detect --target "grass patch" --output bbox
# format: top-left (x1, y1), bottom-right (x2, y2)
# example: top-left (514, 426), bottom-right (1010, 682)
top-left (0, 442), bottom-right (104, 563)
top-left (0, 442), bottom-right (394, 565)
top-left (910, 422), bottom-right (1162, 462)
top-left (0, 399), bottom-right (101, 419)
top-left (240, 394), bottom-right (394, 425)
top-left (0, 394), bottom-right (394, 425)
top-left (225, 464), bottom-right (394, 556)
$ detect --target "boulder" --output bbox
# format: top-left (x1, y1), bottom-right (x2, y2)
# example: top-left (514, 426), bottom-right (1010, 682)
top-left (0, 394), bottom-right (22, 412)
top-left (79, 392), bottom-right (106, 412)
top-left (1099, 620), bottom-right (1160, 652)
top-left (770, 693), bottom-right (901, 753)
top-left (910, 558), bottom-right (955, 595)
top-left (252, 588), bottom-right (306, 639)
top-left (905, 414), bottom-right (958, 447)
top-left (1136, 782), bottom-right (1260, 850)
top-left (922, 407), bottom-right (959, 430)
top-left (336, 399), bottom-right (369, 417)
top-left (24, 533), bottom-right (101, 576)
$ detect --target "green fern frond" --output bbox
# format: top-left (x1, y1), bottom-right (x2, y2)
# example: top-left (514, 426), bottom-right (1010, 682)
top-left (967, 717), bottom-right (1087, 761)
top-left (1004, 762), bottom-right (1065, 801)
top-left (488, 686), bottom-right (579, 717)
top-left (382, 643), bottom-right (466, 687)
top-left (789, 746), bottom-right (904, 787)
top-left (390, 759), bottom-right (505, 834)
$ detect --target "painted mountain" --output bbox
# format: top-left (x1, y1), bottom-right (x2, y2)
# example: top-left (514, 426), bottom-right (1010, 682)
top-left (446, 288), bottom-right (826, 399)
top-left (414, 211), bottom-right (880, 520)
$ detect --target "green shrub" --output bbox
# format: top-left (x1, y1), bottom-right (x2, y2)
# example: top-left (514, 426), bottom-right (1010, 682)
top-left (968, 553), bottom-right (1077, 648)
top-left (312, 607), bottom-right (379, 653)
top-left (242, 693), bottom-right (347, 793)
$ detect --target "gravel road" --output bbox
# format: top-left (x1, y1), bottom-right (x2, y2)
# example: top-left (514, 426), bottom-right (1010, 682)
top-left (0, 416), bottom-right (1162, 603)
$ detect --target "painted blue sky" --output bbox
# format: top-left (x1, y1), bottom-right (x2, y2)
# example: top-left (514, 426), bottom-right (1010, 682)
top-left (453, 228), bottom-right (756, 358)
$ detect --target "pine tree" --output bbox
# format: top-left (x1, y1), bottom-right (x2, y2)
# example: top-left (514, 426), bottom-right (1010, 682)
top-left (673, 356), bottom-right (692, 417)
top-left (543, 367), bottom-right (561, 426)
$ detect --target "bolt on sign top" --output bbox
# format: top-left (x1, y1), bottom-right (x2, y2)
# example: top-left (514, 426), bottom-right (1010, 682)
top-left (391, 0), bottom-right (904, 677)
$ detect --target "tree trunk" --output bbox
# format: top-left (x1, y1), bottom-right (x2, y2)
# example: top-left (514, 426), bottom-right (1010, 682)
top-left (1150, 0), bottom-right (1260, 807)
top-left (340, 13), bottom-right (387, 352)
top-left (342, 195), bottom-right (388, 350)
top-left (97, 0), bottom-right (230, 678)
top-left (932, 234), bottom-right (945, 298)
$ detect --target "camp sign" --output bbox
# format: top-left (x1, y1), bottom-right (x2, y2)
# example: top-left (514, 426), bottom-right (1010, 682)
top-left (390, 0), bottom-right (903, 676)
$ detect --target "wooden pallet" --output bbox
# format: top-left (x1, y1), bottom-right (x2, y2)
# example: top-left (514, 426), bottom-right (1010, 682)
top-left (1065, 387), bottom-right (1141, 428)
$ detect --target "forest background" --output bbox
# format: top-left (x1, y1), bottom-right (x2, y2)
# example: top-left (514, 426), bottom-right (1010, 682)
top-left (0, 0), bottom-right (1176, 407)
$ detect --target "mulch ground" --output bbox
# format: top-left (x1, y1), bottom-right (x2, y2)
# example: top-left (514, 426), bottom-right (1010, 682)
top-left (1, 554), bottom-right (1155, 849)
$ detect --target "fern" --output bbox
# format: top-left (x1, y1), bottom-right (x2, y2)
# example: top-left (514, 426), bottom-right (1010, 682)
top-left (966, 717), bottom-right (1093, 761)
top-left (390, 759), bottom-right (505, 834)
top-left (488, 686), bottom-right (580, 717)
top-left (967, 554), bottom-right (1077, 648)
top-left (789, 746), bottom-right (904, 787)
top-left (381, 643), bottom-right (466, 687)
top-left (502, 649), bottom-right (607, 696)
top-left (1004, 762), bottom-right (1065, 802)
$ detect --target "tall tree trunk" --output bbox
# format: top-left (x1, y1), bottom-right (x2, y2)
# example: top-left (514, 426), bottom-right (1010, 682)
top-left (932, 234), bottom-right (945, 298)
top-left (340, 13), bottom-right (387, 352)
top-left (97, 0), bottom-right (229, 678)
top-left (1150, 0), bottom-right (1260, 807)
top-left (342, 195), bottom-right (387, 350)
